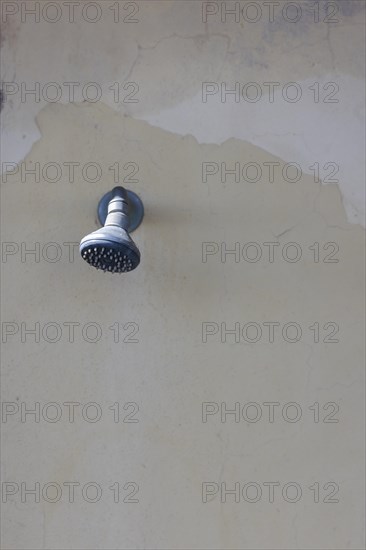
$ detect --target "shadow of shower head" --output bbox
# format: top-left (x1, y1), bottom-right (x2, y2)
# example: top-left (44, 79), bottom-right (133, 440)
top-left (80, 186), bottom-right (144, 273)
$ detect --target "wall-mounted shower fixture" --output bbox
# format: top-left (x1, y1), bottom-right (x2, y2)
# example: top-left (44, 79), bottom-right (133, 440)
top-left (80, 186), bottom-right (144, 273)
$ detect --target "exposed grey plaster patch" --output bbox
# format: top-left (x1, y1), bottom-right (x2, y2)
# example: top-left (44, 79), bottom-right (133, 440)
top-left (0, 2), bottom-right (364, 229)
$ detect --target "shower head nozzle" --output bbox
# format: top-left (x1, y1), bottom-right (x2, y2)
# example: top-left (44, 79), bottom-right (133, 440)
top-left (80, 186), bottom-right (143, 273)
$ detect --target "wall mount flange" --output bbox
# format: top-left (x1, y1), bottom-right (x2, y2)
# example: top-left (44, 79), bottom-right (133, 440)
top-left (97, 189), bottom-right (144, 232)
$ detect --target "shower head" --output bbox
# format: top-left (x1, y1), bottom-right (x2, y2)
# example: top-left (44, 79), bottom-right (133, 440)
top-left (80, 186), bottom-right (144, 273)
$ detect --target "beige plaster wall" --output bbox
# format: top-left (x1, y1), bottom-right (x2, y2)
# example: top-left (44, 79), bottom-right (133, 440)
top-left (1, 2), bottom-right (365, 548)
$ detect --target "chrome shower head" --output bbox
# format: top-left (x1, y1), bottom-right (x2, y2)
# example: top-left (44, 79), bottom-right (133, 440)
top-left (80, 186), bottom-right (144, 273)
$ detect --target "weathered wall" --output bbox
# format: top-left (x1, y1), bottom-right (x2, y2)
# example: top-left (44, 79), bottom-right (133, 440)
top-left (1, 2), bottom-right (365, 548)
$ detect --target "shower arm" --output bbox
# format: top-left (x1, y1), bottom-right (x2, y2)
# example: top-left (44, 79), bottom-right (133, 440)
top-left (104, 186), bottom-right (130, 230)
